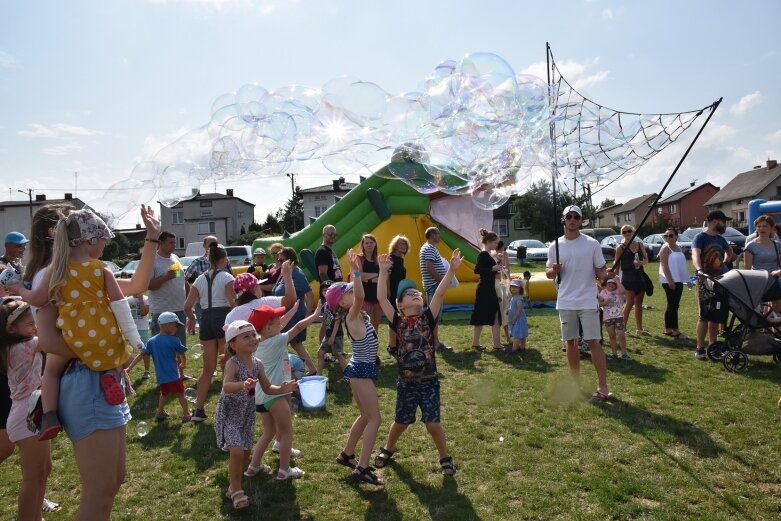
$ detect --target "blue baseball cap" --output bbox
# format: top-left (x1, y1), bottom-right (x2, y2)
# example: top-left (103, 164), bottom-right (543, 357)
top-left (396, 278), bottom-right (419, 301)
top-left (158, 311), bottom-right (183, 326)
top-left (4, 232), bottom-right (28, 245)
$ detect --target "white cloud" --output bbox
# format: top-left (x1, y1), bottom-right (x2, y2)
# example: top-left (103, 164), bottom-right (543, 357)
top-left (765, 129), bottom-right (781, 144)
top-left (602, 8), bottom-right (613, 20)
top-left (147, 0), bottom-right (276, 13)
top-left (0, 50), bottom-right (16, 68)
top-left (43, 143), bottom-right (84, 155)
top-left (699, 123), bottom-right (737, 146)
top-left (729, 91), bottom-right (762, 116)
top-left (522, 59), bottom-right (609, 90)
top-left (17, 123), bottom-right (104, 139)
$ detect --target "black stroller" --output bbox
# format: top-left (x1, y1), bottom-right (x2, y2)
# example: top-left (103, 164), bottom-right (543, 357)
top-left (702, 269), bottom-right (781, 372)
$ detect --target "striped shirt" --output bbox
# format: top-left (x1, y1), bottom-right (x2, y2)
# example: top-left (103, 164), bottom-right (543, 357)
top-left (419, 242), bottom-right (445, 292)
top-left (345, 313), bottom-right (378, 364)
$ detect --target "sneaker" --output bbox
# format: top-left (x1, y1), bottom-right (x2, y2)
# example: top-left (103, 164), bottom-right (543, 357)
top-left (155, 412), bottom-right (169, 422)
top-left (324, 353), bottom-right (337, 364)
top-left (621, 353), bottom-right (633, 361)
top-left (190, 409), bottom-right (207, 422)
top-left (437, 343), bottom-right (453, 352)
top-left (694, 347), bottom-right (707, 360)
top-left (272, 440), bottom-right (301, 457)
top-left (607, 353), bottom-right (619, 361)
top-left (142, 371), bottom-right (150, 380)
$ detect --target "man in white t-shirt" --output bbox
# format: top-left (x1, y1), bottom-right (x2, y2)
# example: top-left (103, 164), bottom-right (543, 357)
top-left (546, 205), bottom-right (611, 401)
top-left (148, 231), bottom-right (187, 344)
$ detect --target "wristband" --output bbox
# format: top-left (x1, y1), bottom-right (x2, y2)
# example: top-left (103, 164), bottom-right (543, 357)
top-left (145, 238), bottom-right (160, 243)
top-left (353, 271), bottom-right (362, 277)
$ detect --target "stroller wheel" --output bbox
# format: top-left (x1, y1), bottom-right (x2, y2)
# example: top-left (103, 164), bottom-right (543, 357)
top-left (725, 329), bottom-right (745, 350)
top-left (723, 350), bottom-right (748, 373)
top-left (706, 341), bottom-right (728, 361)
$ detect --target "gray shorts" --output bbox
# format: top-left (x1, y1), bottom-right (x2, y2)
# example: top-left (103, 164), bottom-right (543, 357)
top-left (319, 335), bottom-right (344, 354)
top-left (559, 309), bottom-right (601, 341)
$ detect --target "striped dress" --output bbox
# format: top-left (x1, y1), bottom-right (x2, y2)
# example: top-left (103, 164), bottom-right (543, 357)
top-left (343, 313), bottom-right (379, 380)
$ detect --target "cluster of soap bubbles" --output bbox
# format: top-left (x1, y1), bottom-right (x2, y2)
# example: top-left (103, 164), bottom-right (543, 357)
top-left (93, 51), bottom-right (712, 221)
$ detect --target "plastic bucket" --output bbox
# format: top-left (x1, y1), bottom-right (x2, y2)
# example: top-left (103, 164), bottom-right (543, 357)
top-left (298, 375), bottom-right (328, 409)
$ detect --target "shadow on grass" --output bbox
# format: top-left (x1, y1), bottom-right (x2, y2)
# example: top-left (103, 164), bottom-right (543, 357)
top-left (226, 475), bottom-right (304, 520)
top-left (488, 347), bottom-right (554, 373)
top-left (605, 358), bottom-right (671, 383)
top-left (737, 358), bottom-right (781, 384)
top-left (388, 462), bottom-right (480, 521)
top-left (353, 479), bottom-right (403, 521)
top-left (595, 397), bottom-right (755, 520)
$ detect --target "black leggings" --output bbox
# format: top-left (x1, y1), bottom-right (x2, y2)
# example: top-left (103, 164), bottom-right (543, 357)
top-left (662, 282), bottom-right (684, 329)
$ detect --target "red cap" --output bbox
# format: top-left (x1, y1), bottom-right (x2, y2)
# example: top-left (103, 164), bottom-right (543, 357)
top-left (248, 304), bottom-right (286, 332)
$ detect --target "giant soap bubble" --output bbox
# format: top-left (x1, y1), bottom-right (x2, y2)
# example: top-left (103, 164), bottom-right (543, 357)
top-left (92, 50), bottom-right (713, 222)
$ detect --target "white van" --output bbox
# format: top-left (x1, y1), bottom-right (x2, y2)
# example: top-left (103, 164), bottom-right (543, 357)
top-left (185, 242), bottom-right (205, 257)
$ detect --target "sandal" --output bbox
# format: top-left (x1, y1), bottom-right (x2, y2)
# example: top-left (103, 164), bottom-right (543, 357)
top-left (42, 498), bottom-right (61, 513)
top-left (100, 371), bottom-right (126, 405)
top-left (374, 446), bottom-right (395, 468)
top-left (227, 488), bottom-right (249, 509)
top-left (671, 332), bottom-right (688, 340)
top-left (353, 465), bottom-right (384, 486)
top-left (336, 451), bottom-right (357, 469)
top-left (471, 345), bottom-right (486, 352)
top-left (439, 456), bottom-right (456, 476)
top-left (636, 329), bottom-right (651, 337)
top-left (37, 411), bottom-right (62, 441)
top-left (591, 390), bottom-right (613, 402)
top-left (244, 463), bottom-right (271, 477)
top-left (275, 466), bottom-right (305, 480)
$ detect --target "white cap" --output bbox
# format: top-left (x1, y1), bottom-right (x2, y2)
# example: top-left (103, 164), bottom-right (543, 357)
top-left (562, 205), bottom-right (582, 217)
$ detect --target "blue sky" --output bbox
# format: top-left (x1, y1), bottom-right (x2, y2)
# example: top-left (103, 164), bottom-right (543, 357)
top-left (1, 0), bottom-right (779, 228)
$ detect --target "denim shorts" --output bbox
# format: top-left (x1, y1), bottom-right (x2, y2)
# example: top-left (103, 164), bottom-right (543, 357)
top-left (394, 377), bottom-right (441, 424)
top-left (59, 360), bottom-right (131, 442)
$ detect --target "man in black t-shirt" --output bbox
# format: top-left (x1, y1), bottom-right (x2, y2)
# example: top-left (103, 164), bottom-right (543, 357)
top-left (315, 224), bottom-right (343, 341)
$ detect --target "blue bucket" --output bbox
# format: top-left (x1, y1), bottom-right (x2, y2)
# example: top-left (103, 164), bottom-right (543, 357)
top-left (298, 375), bottom-right (328, 409)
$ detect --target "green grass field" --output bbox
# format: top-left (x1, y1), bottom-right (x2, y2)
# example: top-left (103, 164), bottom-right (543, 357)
top-left (3, 261), bottom-right (781, 520)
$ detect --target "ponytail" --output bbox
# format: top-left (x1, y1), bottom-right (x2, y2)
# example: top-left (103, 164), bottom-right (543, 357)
top-left (48, 218), bottom-right (73, 303)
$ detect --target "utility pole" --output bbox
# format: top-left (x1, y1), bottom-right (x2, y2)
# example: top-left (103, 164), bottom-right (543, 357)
top-left (18, 189), bottom-right (33, 224)
top-left (286, 173), bottom-right (296, 232)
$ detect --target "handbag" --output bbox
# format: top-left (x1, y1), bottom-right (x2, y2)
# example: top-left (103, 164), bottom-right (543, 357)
top-left (641, 268), bottom-right (654, 296)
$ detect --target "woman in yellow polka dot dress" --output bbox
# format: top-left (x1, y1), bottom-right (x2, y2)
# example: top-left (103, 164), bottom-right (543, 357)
top-left (33, 210), bottom-right (144, 441)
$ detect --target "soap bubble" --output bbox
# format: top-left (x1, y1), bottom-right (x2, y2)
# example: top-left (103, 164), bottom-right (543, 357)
top-left (185, 387), bottom-right (197, 403)
top-left (136, 421), bottom-right (149, 437)
top-left (111, 51), bottom-right (709, 211)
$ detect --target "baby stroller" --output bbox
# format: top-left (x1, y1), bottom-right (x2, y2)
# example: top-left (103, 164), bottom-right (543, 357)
top-left (702, 269), bottom-right (781, 372)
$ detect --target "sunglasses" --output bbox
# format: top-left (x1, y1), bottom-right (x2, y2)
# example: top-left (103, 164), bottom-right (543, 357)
top-left (402, 289), bottom-right (422, 298)
top-left (564, 214), bottom-right (581, 221)
top-left (622, 230), bottom-right (633, 235)
top-left (664, 234), bottom-right (675, 238)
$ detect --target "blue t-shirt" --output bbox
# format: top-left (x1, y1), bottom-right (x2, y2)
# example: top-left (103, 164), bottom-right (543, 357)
top-left (143, 333), bottom-right (187, 384)
top-left (273, 266), bottom-right (312, 333)
top-left (692, 232), bottom-right (729, 277)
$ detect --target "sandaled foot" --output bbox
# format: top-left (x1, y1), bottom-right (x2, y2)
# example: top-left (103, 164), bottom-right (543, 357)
top-left (37, 412), bottom-right (63, 441)
top-left (636, 329), bottom-right (651, 336)
top-left (42, 498), bottom-right (61, 513)
top-left (440, 456), bottom-right (456, 476)
top-left (244, 463), bottom-right (271, 477)
top-left (336, 451), bottom-right (357, 469)
top-left (374, 446), bottom-right (395, 468)
top-left (671, 332), bottom-right (688, 340)
top-left (100, 371), bottom-right (126, 405)
top-left (275, 466), bottom-right (305, 480)
top-left (273, 440), bottom-right (301, 457)
top-left (471, 345), bottom-right (486, 352)
top-left (353, 465), bottom-right (384, 486)
top-left (591, 390), bottom-right (613, 402)
top-left (227, 489), bottom-right (249, 509)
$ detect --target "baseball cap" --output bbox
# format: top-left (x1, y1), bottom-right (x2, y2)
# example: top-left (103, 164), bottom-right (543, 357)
top-left (325, 282), bottom-right (353, 312)
top-left (233, 273), bottom-right (259, 297)
top-left (510, 278), bottom-right (523, 288)
top-left (707, 210), bottom-right (732, 222)
top-left (4, 232), bottom-right (28, 245)
top-left (396, 278), bottom-right (418, 301)
top-left (248, 304), bottom-right (286, 332)
top-left (562, 205), bottom-right (582, 218)
top-left (224, 320), bottom-right (256, 343)
top-left (158, 311), bottom-right (183, 326)
top-left (253, 248), bottom-right (266, 255)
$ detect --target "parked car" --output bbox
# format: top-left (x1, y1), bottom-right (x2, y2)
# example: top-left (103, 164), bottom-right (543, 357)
top-left (642, 234), bottom-right (665, 261)
top-left (178, 255), bottom-right (198, 272)
top-left (506, 240), bottom-right (522, 261)
top-left (600, 234), bottom-right (645, 265)
top-left (514, 239), bottom-right (548, 263)
top-left (117, 260), bottom-right (140, 279)
top-left (103, 260), bottom-right (122, 277)
top-left (580, 228), bottom-right (617, 245)
top-left (226, 245), bottom-right (253, 267)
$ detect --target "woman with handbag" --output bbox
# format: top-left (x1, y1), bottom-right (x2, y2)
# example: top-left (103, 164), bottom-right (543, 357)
top-left (659, 228), bottom-right (689, 339)
top-left (615, 225), bottom-right (650, 336)
top-left (744, 214), bottom-right (781, 314)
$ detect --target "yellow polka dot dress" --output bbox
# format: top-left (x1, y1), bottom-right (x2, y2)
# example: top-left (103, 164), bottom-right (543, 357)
top-left (55, 259), bottom-right (131, 370)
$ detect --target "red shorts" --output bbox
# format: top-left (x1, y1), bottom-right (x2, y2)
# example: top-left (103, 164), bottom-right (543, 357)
top-left (159, 379), bottom-right (185, 395)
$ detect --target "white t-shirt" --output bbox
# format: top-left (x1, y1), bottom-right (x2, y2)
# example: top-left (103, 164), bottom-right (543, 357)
top-left (546, 234), bottom-right (605, 310)
top-left (224, 296), bottom-right (284, 325)
top-left (128, 294), bottom-right (150, 331)
top-left (193, 270), bottom-right (235, 308)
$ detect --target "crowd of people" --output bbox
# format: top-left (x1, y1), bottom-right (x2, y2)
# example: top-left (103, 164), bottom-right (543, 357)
top-left (3, 201), bottom-right (781, 517)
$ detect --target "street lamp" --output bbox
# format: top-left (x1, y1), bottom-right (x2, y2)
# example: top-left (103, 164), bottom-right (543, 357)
top-left (286, 173), bottom-right (296, 231)
top-left (18, 189), bottom-right (33, 224)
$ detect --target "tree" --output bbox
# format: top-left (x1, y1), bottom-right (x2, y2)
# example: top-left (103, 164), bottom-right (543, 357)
top-left (277, 187), bottom-right (304, 234)
top-left (599, 198), bottom-right (616, 210)
top-left (261, 213), bottom-right (282, 235)
top-left (512, 181), bottom-right (575, 241)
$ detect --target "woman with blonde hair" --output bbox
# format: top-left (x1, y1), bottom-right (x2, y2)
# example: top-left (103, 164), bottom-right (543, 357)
top-left (614, 225), bottom-right (650, 335)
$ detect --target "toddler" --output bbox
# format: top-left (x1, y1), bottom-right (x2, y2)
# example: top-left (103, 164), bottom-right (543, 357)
top-left (599, 277), bottom-right (630, 360)
top-left (505, 279), bottom-right (528, 354)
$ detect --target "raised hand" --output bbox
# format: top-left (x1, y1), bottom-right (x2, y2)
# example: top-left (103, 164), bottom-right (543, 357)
top-left (378, 253), bottom-right (392, 272)
top-left (347, 249), bottom-right (362, 272)
top-left (450, 248), bottom-right (463, 271)
top-left (140, 205), bottom-right (161, 238)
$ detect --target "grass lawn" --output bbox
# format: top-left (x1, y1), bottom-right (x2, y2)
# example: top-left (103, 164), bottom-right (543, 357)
top-left (3, 260), bottom-right (781, 520)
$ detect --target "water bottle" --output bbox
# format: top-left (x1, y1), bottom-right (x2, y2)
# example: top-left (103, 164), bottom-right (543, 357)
top-left (633, 252), bottom-right (640, 269)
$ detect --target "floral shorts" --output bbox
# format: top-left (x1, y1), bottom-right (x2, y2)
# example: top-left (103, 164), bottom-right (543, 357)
top-left (603, 317), bottom-right (625, 331)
